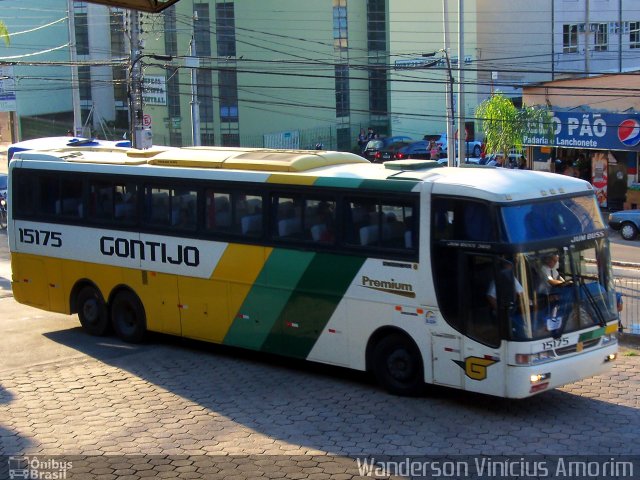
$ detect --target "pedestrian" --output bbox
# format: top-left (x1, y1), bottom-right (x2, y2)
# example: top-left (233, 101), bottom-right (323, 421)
top-left (357, 128), bottom-right (367, 153)
top-left (429, 141), bottom-right (439, 160)
top-left (366, 127), bottom-right (376, 141)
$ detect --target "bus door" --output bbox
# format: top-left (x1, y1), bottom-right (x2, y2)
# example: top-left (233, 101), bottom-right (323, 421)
top-left (431, 332), bottom-right (464, 388)
top-left (461, 253), bottom-right (505, 396)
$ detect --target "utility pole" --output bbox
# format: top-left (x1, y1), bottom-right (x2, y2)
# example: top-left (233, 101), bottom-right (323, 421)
top-left (67, 0), bottom-right (82, 137)
top-left (585, 0), bottom-right (590, 74)
top-left (189, 12), bottom-right (201, 147)
top-left (442, 0), bottom-right (456, 167)
top-left (457, 0), bottom-right (466, 163)
top-left (128, 9), bottom-right (151, 149)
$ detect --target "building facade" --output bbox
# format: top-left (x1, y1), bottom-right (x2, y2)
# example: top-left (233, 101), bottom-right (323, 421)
top-left (523, 74), bottom-right (640, 210)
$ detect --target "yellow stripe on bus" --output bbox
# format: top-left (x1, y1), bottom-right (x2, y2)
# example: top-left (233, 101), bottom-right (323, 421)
top-left (266, 174), bottom-right (318, 185)
top-left (180, 243), bottom-right (273, 343)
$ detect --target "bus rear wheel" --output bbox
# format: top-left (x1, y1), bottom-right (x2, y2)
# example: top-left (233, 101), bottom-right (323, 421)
top-left (111, 291), bottom-right (146, 343)
top-left (372, 333), bottom-right (424, 396)
top-left (77, 286), bottom-right (109, 336)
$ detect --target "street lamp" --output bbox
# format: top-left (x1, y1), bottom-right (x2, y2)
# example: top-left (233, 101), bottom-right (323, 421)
top-left (128, 53), bottom-right (173, 149)
top-left (423, 50), bottom-right (455, 167)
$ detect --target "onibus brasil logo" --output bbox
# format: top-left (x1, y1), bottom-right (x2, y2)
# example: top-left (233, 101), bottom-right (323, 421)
top-left (8, 456), bottom-right (72, 479)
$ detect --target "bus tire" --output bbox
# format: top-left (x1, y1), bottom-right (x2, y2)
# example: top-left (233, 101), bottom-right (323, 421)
top-left (111, 290), bottom-right (146, 343)
top-left (372, 333), bottom-right (424, 396)
top-left (77, 286), bottom-right (109, 336)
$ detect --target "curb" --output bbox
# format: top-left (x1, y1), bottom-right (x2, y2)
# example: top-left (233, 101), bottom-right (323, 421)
top-left (612, 260), bottom-right (640, 269)
top-left (619, 333), bottom-right (640, 349)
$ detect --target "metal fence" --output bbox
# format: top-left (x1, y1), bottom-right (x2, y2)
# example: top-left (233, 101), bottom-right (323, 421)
top-left (615, 276), bottom-right (640, 334)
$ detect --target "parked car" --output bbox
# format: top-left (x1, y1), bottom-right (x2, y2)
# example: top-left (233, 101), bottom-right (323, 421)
top-left (362, 136), bottom-right (413, 163)
top-left (425, 133), bottom-right (483, 158)
top-left (608, 209), bottom-right (640, 240)
top-left (393, 140), bottom-right (436, 160)
top-left (0, 173), bottom-right (6, 199)
top-left (481, 152), bottom-right (526, 167)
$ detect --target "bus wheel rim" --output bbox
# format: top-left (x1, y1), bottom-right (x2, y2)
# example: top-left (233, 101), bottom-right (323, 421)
top-left (387, 349), bottom-right (413, 381)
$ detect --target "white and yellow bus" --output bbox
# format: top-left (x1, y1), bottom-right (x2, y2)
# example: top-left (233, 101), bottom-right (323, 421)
top-left (7, 145), bottom-right (619, 398)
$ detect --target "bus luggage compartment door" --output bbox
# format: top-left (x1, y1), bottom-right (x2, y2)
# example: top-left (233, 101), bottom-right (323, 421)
top-left (431, 333), bottom-right (463, 388)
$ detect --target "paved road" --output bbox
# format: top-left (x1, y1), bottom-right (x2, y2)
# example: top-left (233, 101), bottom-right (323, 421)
top-left (1, 228), bottom-right (640, 478)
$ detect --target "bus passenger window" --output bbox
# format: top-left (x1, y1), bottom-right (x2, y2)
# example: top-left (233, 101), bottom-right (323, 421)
top-left (38, 177), bottom-right (60, 216)
top-left (58, 179), bottom-right (83, 217)
top-left (114, 184), bottom-right (137, 222)
top-left (145, 187), bottom-right (171, 225)
top-left (305, 199), bottom-right (335, 244)
top-left (205, 191), bottom-right (232, 231)
top-left (90, 182), bottom-right (114, 220)
top-left (346, 199), bottom-right (377, 245)
top-left (171, 189), bottom-right (197, 230)
top-left (237, 194), bottom-right (263, 237)
top-left (273, 196), bottom-right (302, 239)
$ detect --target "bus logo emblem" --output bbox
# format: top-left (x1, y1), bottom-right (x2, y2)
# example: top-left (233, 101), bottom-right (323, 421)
top-left (454, 356), bottom-right (499, 381)
top-left (361, 275), bottom-right (415, 298)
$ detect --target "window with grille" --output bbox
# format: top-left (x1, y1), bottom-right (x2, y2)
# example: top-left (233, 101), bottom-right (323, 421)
top-left (563, 24), bottom-right (578, 53)
top-left (219, 69), bottom-right (238, 122)
top-left (333, 0), bottom-right (348, 50)
top-left (216, 2), bottom-right (236, 57)
top-left (335, 65), bottom-right (350, 118)
top-left (594, 23), bottom-right (608, 51)
top-left (630, 22), bottom-right (640, 49)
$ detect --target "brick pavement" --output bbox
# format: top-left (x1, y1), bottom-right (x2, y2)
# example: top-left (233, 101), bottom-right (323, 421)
top-left (1, 332), bottom-right (639, 478)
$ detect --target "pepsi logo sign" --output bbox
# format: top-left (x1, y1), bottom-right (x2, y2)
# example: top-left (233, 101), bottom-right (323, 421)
top-left (618, 119), bottom-right (640, 146)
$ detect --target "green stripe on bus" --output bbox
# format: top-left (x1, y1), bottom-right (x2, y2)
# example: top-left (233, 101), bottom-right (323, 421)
top-left (313, 177), bottom-right (364, 189)
top-left (359, 179), bottom-right (419, 192)
top-left (223, 249), bottom-right (314, 350)
top-left (578, 327), bottom-right (605, 342)
top-left (260, 253), bottom-right (366, 358)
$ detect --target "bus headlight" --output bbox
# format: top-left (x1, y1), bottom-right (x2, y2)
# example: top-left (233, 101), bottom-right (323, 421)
top-left (530, 372), bottom-right (551, 383)
top-left (601, 333), bottom-right (617, 345)
top-left (604, 353), bottom-right (617, 362)
top-left (515, 350), bottom-right (554, 365)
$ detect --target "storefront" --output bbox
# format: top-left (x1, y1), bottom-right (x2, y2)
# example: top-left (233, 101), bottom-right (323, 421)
top-left (524, 111), bottom-right (640, 210)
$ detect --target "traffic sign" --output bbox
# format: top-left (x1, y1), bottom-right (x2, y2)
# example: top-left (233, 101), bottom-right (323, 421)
top-left (142, 114), bottom-right (152, 127)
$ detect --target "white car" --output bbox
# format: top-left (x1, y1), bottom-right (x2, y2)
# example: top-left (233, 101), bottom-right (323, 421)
top-left (429, 133), bottom-right (483, 158)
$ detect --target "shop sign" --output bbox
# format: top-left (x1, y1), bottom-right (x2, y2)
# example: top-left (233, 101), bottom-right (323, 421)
top-left (524, 111), bottom-right (640, 151)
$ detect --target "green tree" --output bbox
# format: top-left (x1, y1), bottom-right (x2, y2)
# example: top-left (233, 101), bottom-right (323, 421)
top-left (0, 21), bottom-right (9, 46)
top-left (475, 92), bottom-right (552, 157)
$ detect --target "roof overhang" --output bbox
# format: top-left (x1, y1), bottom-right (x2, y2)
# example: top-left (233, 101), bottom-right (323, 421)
top-left (84, 0), bottom-right (180, 13)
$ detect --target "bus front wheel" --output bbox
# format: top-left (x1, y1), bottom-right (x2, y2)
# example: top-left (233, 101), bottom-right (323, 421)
top-left (372, 333), bottom-right (424, 396)
top-left (77, 286), bottom-right (109, 336)
top-left (111, 291), bottom-right (146, 343)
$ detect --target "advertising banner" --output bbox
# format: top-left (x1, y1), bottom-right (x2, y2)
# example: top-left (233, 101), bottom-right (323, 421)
top-left (524, 111), bottom-right (640, 151)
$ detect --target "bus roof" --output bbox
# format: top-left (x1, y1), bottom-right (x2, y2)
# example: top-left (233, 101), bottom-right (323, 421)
top-left (10, 146), bottom-right (594, 202)
top-left (7, 136), bottom-right (131, 161)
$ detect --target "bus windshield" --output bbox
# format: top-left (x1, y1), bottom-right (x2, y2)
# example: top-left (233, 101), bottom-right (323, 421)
top-left (501, 195), bottom-right (605, 242)
top-left (493, 239), bottom-right (617, 341)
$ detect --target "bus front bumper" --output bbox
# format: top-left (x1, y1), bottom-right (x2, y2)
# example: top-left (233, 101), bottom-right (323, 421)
top-left (505, 343), bottom-right (618, 399)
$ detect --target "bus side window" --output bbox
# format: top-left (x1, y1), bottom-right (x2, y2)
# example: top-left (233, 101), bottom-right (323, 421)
top-left (38, 176), bottom-right (60, 216)
top-left (305, 198), bottom-right (335, 244)
top-left (90, 182), bottom-right (114, 220)
top-left (237, 194), bottom-right (263, 237)
top-left (58, 178), bottom-right (83, 217)
top-left (145, 188), bottom-right (171, 225)
top-left (13, 171), bottom-right (36, 217)
top-left (114, 184), bottom-right (137, 222)
top-left (205, 191), bottom-right (231, 231)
